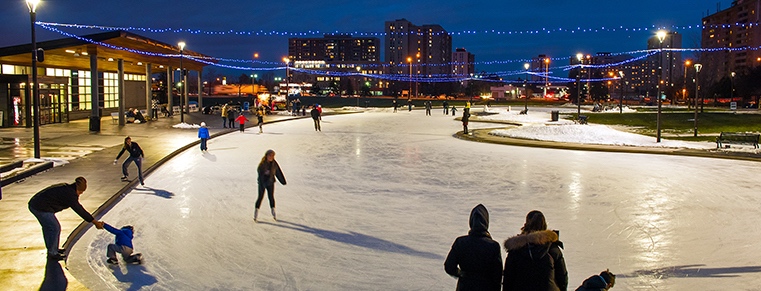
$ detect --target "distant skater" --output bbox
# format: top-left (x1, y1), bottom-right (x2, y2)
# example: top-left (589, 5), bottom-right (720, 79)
top-left (310, 105), bottom-right (321, 131)
top-left (425, 100), bottom-right (432, 116)
top-left (28, 177), bottom-right (104, 261)
top-left (254, 150), bottom-right (287, 222)
top-left (462, 110), bottom-right (471, 134)
top-left (452, 106), bottom-right (457, 116)
top-left (408, 98), bottom-right (413, 112)
top-left (443, 100), bottom-right (449, 115)
top-left (235, 113), bottom-right (249, 132)
top-left (114, 136), bottom-right (145, 186)
top-left (198, 122), bottom-right (210, 151)
top-left (256, 107), bottom-right (265, 133)
top-left (393, 99), bottom-right (398, 113)
top-left (221, 104), bottom-right (228, 128)
top-left (227, 107), bottom-right (237, 129)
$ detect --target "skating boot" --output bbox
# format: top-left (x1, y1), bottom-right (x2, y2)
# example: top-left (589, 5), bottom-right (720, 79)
top-left (254, 208), bottom-right (259, 222)
top-left (271, 208), bottom-right (277, 221)
top-left (129, 253), bottom-right (142, 264)
top-left (106, 258), bottom-right (118, 265)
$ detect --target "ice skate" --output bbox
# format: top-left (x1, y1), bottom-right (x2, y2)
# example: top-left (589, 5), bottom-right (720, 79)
top-left (254, 208), bottom-right (259, 222)
top-left (129, 253), bottom-right (142, 264)
top-left (106, 258), bottom-right (118, 265)
top-left (271, 208), bottom-right (277, 221)
top-left (120, 176), bottom-right (129, 182)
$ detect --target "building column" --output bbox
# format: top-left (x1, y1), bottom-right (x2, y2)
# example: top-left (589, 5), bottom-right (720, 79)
top-left (88, 52), bottom-right (100, 132)
top-left (197, 69), bottom-right (203, 109)
top-left (145, 63), bottom-right (152, 118)
top-left (166, 66), bottom-right (173, 111)
top-left (118, 59), bottom-right (125, 126)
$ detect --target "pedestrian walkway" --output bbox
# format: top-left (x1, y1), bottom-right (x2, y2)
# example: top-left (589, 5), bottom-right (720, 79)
top-left (0, 111), bottom-right (305, 290)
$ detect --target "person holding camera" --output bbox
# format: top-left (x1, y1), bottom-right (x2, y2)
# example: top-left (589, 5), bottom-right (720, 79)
top-left (502, 210), bottom-right (567, 291)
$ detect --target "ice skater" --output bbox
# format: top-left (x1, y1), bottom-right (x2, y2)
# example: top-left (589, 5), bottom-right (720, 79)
top-left (310, 105), bottom-right (321, 131)
top-left (425, 100), bottom-right (432, 116)
top-left (443, 100), bottom-right (449, 115)
top-left (104, 223), bottom-right (142, 265)
top-left (254, 149), bottom-right (287, 222)
top-left (393, 99), bottom-right (398, 113)
top-left (444, 204), bottom-right (502, 290)
top-left (198, 122), bottom-right (210, 151)
top-left (28, 177), bottom-right (104, 261)
top-left (256, 107), bottom-right (264, 133)
top-left (114, 136), bottom-right (145, 186)
top-left (221, 104), bottom-right (228, 128)
top-left (462, 110), bottom-right (470, 134)
top-left (451, 106), bottom-right (457, 116)
top-left (234, 113), bottom-right (249, 132)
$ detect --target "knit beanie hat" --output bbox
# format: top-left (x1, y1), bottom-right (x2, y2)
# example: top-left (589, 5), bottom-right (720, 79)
top-left (74, 177), bottom-right (87, 192)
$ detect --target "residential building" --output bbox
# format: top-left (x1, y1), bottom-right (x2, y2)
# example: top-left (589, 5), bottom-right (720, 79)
top-left (385, 18), bottom-right (452, 95)
top-left (701, 0), bottom-right (761, 85)
top-left (452, 48), bottom-right (474, 78)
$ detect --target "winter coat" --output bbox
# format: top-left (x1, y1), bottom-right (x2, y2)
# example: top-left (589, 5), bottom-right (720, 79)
top-left (116, 142), bottom-right (144, 160)
top-left (28, 183), bottom-right (95, 222)
top-left (104, 223), bottom-right (134, 249)
top-left (257, 160), bottom-right (286, 186)
top-left (221, 106), bottom-right (228, 117)
top-left (444, 204), bottom-right (502, 291)
top-left (502, 230), bottom-right (568, 291)
top-left (198, 127), bottom-right (210, 139)
top-left (574, 275), bottom-right (610, 291)
top-left (235, 115), bottom-right (249, 125)
top-left (310, 108), bottom-right (320, 120)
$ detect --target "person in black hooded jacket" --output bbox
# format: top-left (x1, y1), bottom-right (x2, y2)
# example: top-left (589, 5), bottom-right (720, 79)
top-left (444, 204), bottom-right (503, 291)
top-left (502, 210), bottom-right (568, 291)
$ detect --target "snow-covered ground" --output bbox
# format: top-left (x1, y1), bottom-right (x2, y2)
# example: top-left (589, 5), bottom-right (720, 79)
top-left (68, 110), bottom-right (761, 290)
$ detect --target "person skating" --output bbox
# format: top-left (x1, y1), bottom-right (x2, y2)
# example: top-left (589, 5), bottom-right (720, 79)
top-left (462, 110), bottom-right (471, 135)
top-left (444, 204), bottom-right (502, 291)
top-left (425, 100), bottom-right (432, 116)
top-left (502, 210), bottom-right (568, 291)
top-left (407, 98), bottom-right (413, 112)
top-left (114, 136), bottom-right (145, 186)
top-left (393, 99), bottom-right (398, 113)
top-left (310, 105), bottom-right (321, 131)
top-left (235, 113), bottom-right (249, 132)
top-left (104, 223), bottom-right (142, 265)
top-left (452, 106), bottom-right (457, 116)
top-left (443, 100), bottom-right (449, 115)
top-left (254, 150), bottom-right (287, 222)
top-left (221, 104), bottom-right (228, 128)
top-left (198, 122), bottom-right (210, 151)
top-left (227, 107), bottom-right (238, 129)
top-left (256, 107), bottom-right (265, 133)
top-left (28, 177), bottom-right (105, 261)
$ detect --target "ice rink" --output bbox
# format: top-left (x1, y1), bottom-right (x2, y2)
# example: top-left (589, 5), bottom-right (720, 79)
top-left (68, 110), bottom-right (761, 290)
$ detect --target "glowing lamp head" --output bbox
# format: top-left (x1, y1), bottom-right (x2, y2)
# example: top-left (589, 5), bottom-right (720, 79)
top-left (524, 63), bottom-right (530, 70)
top-left (685, 60), bottom-right (692, 66)
top-left (407, 57), bottom-right (412, 63)
top-left (26, 0), bottom-right (40, 13)
top-left (656, 30), bottom-right (667, 42)
top-left (576, 53), bottom-right (583, 62)
top-left (283, 57), bottom-right (290, 63)
top-left (178, 41), bottom-right (186, 51)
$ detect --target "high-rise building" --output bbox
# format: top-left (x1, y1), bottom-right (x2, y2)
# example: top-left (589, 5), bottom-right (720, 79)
top-left (701, 0), bottom-right (761, 84)
top-left (644, 32), bottom-right (682, 100)
top-left (385, 19), bottom-right (453, 78)
top-left (452, 48), bottom-right (474, 77)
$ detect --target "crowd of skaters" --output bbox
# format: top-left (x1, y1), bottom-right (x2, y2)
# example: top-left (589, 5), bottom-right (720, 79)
top-left (445, 205), bottom-right (616, 291)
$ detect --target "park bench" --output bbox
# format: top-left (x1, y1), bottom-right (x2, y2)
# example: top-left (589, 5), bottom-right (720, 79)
top-left (716, 132), bottom-right (760, 149)
top-left (576, 115), bottom-right (588, 125)
top-left (110, 112), bottom-right (119, 124)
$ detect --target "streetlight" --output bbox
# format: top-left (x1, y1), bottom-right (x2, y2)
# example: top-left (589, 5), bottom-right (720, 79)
top-left (524, 63), bottom-right (530, 111)
top-left (178, 41), bottom-right (185, 123)
top-left (407, 56), bottom-right (412, 99)
top-left (683, 60), bottom-right (691, 105)
top-left (694, 63), bottom-right (702, 137)
top-left (544, 57), bottom-right (550, 98)
top-left (618, 71), bottom-right (625, 114)
top-left (26, 0), bottom-right (41, 158)
top-left (283, 57), bottom-right (290, 97)
top-left (356, 66), bottom-right (361, 106)
top-left (576, 53), bottom-right (583, 117)
top-left (656, 30), bottom-right (667, 143)
top-left (730, 71), bottom-right (736, 102)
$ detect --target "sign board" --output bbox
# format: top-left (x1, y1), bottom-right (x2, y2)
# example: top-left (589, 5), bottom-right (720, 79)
top-left (730, 102), bottom-right (737, 110)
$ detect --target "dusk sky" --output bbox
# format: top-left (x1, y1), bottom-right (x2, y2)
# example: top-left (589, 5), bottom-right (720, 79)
top-left (2, 0), bottom-right (732, 78)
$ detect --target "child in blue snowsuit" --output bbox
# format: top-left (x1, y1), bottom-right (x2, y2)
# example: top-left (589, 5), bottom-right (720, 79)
top-left (104, 223), bottom-right (141, 264)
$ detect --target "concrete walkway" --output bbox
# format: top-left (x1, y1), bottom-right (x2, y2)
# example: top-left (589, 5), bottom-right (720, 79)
top-left (0, 111), bottom-right (306, 290)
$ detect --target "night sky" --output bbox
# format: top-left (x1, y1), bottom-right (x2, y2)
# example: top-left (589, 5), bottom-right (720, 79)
top-left (1, 0), bottom-right (731, 78)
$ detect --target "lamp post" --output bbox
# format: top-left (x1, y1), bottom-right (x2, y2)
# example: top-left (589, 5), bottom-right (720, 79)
top-left (683, 60), bottom-right (691, 105)
top-left (27, 0), bottom-right (41, 159)
top-left (178, 41), bottom-right (185, 123)
top-left (544, 57), bottom-right (550, 98)
top-left (730, 71), bottom-right (736, 102)
top-left (694, 63), bottom-right (702, 137)
top-left (355, 66), bottom-right (361, 106)
top-left (407, 57), bottom-right (412, 99)
top-left (524, 63), bottom-right (530, 111)
top-left (576, 53), bottom-right (583, 117)
top-left (618, 71), bottom-right (625, 113)
top-left (656, 30), bottom-right (666, 143)
top-left (283, 57), bottom-right (290, 97)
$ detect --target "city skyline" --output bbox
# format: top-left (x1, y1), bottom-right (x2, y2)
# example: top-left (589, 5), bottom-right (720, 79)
top-left (1, 0), bottom-right (733, 78)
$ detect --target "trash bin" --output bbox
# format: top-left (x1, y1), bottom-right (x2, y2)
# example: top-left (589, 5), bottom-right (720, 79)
top-left (551, 110), bottom-right (559, 122)
top-left (89, 116), bottom-right (100, 132)
top-left (243, 102), bottom-right (250, 111)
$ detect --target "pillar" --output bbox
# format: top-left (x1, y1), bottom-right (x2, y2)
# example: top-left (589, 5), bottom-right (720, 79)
top-left (88, 52), bottom-right (100, 132)
top-left (118, 59), bottom-right (125, 126)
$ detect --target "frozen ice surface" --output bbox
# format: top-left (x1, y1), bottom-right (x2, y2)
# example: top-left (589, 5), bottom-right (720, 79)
top-left (69, 110), bottom-right (761, 290)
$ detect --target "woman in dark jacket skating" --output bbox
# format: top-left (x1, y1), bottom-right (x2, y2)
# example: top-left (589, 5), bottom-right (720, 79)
top-left (444, 204), bottom-right (503, 291)
top-left (502, 210), bottom-right (568, 291)
top-left (254, 149), bottom-right (286, 221)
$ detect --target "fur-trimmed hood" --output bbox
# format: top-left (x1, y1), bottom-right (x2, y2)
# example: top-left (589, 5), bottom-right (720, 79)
top-left (503, 230), bottom-right (559, 251)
